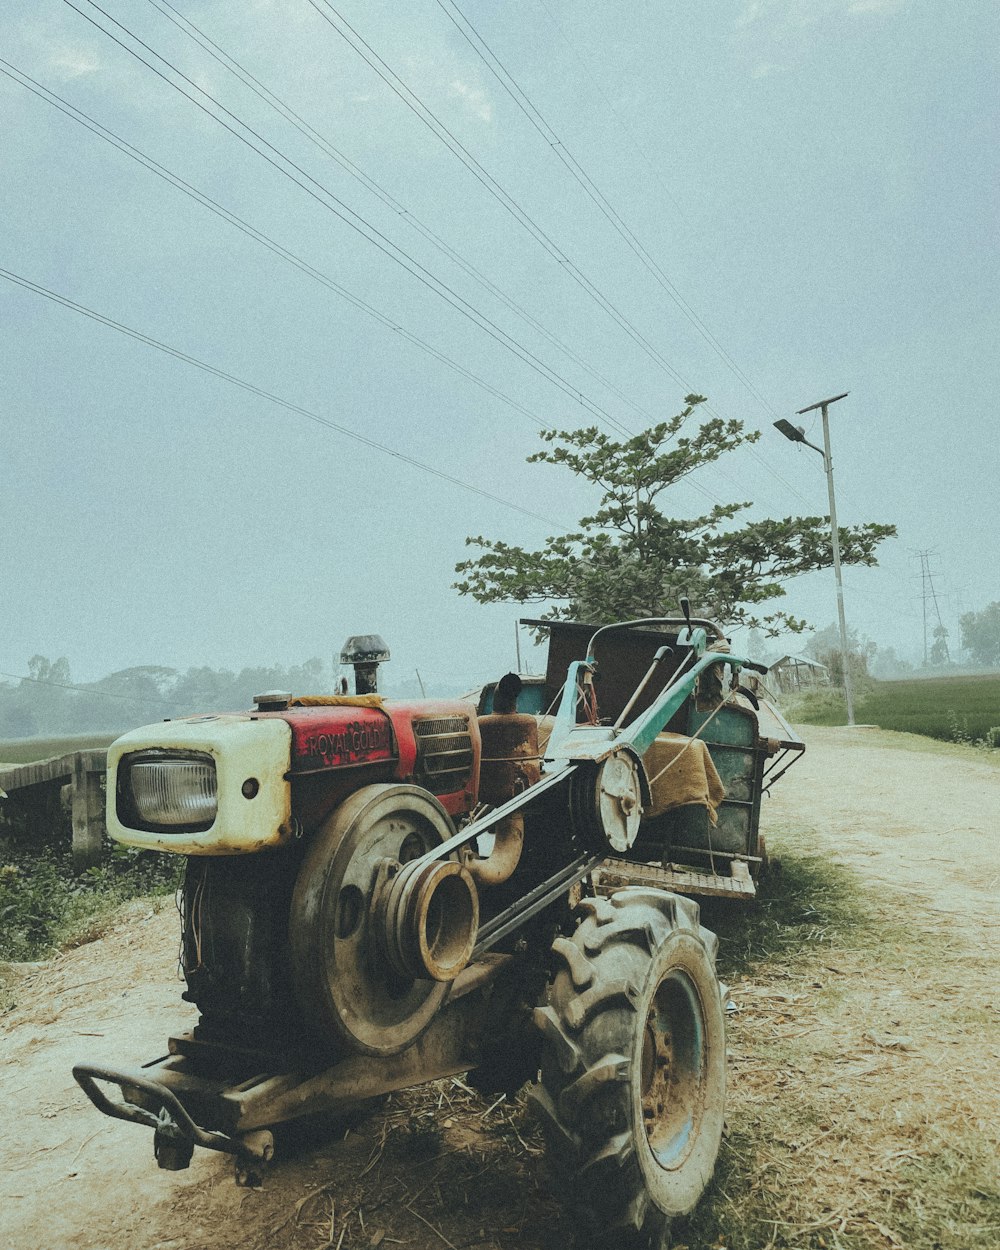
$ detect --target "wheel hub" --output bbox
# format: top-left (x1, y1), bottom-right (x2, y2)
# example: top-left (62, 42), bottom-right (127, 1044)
top-left (569, 750), bottom-right (643, 852)
top-left (641, 971), bottom-right (705, 1170)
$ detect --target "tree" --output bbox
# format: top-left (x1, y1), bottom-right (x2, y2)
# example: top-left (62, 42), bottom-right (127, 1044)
top-left (745, 626), bottom-right (768, 663)
top-left (871, 645), bottom-right (913, 679)
top-left (929, 625), bottom-right (950, 666)
top-left (455, 398), bottom-right (896, 632)
top-left (960, 603), bottom-right (1000, 667)
top-left (83, 666), bottom-right (179, 731)
top-left (804, 622), bottom-right (876, 687)
top-left (13, 655), bottom-right (73, 734)
top-left (0, 656), bottom-right (332, 737)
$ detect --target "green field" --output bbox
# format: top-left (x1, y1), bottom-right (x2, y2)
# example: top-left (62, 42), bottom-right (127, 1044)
top-left (794, 672), bottom-right (1000, 743)
top-left (0, 732), bottom-right (118, 767)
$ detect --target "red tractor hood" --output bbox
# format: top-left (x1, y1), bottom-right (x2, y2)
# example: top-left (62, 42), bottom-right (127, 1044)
top-left (253, 698), bottom-right (480, 817)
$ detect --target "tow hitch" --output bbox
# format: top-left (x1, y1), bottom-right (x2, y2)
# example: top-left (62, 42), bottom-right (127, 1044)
top-left (72, 1064), bottom-right (275, 1185)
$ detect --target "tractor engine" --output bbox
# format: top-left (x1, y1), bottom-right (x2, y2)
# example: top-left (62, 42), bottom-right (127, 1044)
top-left (106, 664), bottom-right (544, 1064)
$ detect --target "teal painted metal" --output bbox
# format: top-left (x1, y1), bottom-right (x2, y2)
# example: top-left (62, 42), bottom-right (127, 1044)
top-left (545, 647), bottom-right (763, 765)
top-left (688, 704), bottom-right (762, 856)
top-left (476, 677), bottom-right (547, 716)
top-left (622, 651), bottom-right (738, 758)
top-left (548, 658), bottom-right (594, 750)
top-left (687, 705), bottom-right (754, 749)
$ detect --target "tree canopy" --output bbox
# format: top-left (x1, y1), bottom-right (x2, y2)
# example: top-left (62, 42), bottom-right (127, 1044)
top-left (454, 397), bottom-right (896, 633)
top-left (959, 603), bottom-right (1000, 667)
top-left (0, 657), bottom-right (328, 739)
top-left (805, 622), bottom-right (877, 685)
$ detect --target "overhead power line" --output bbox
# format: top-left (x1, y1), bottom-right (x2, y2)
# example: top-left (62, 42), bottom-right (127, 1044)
top-left (0, 267), bottom-right (572, 532)
top-left (0, 669), bottom-right (185, 708)
top-left (54, 2), bottom-right (802, 517)
top-left (3, 66), bottom-right (724, 516)
top-left (534, 0), bottom-right (690, 229)
top-left (63, 0), bottom-right (634, 438)
top-left (307, 2), bottom-right (819, 514)
top-left (0, 57), bottom-right (546, 429)
top-left (145, 0), bottom-right (657, 427)
top-left (435, 0), bottom-right (781, 420)
top-left (63, 1), bottom-right (744, 513)
top-left (527, 1), bottom-right (828, 512)
top-left (307, 0), bottom-right (697, 394)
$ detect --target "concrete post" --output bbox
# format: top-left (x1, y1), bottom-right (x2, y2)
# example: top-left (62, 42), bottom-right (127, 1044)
top-left (819, 402), bottom-right (856, 726)
top-left (72, 753), bottom-right (105, 872)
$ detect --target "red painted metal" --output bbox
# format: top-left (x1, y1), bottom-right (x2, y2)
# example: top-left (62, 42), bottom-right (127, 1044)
top-left (253, 699), bottom-right (480, 820)
top-left (284, 706), bottom-right (395, 774)
top-left (384, 699), bottom-right (481, 818)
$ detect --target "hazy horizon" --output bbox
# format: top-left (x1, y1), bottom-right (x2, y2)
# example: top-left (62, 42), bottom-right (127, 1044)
top-left (5, 1), bottom-right (997, 690)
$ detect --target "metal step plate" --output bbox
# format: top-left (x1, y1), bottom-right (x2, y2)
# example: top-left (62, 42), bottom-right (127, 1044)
top-left (597, 856), bottom-right (757, 901)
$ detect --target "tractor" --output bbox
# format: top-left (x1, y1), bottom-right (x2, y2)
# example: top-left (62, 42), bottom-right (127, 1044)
top-left (74, 603), bottom-right (802, 1247)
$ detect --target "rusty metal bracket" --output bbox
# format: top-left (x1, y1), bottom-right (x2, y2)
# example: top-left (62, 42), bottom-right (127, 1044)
top-left (73, 1063), bottom-right (274, 1180)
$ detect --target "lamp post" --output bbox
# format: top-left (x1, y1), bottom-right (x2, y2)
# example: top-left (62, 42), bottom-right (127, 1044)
top-left (774, 391), bottom-right (855, 726)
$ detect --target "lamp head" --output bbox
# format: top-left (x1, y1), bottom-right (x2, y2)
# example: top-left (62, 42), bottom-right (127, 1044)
top-left (774, 419), bottom-right (806, 443)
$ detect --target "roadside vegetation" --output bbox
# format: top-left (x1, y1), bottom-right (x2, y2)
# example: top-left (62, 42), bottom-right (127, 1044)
top-left (787, 672), bottom-right (1000, 747)
top-left (0, 844), bottom-right (180, 968)
top-left (671, 827), bottom-right (1000, 1250)
top-left (0, 775), bottom-right (181, 977)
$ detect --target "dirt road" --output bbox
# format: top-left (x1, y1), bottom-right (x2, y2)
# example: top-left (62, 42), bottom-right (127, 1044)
top-left (764, 725), bottom-right (999, 941)
top-left (2, 726), bottom-right (998, 1250)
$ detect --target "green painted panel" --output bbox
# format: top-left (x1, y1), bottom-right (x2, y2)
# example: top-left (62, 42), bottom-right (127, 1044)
top-left (655, 802), bottom-right (747, 856)
top-left (709, 746), bottom-right (754, 802)
top-left (713, 803), bottom-right (751, 854)
top-left (688, 705), bottom-right (755, 746)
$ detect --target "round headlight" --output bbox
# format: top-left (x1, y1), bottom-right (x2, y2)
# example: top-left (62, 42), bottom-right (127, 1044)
top-left (129, 757), bottom-right (218, 829)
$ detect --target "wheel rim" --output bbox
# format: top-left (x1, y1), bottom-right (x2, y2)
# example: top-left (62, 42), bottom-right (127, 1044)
top-left (640, 969), bottom-right (705, 1170)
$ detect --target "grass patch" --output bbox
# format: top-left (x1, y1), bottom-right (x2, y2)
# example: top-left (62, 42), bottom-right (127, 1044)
top-left (789, 673), bottom-right (1000, 745)
top-left (893, 1143), bottom-right (1000, 1250)
top-left (673, 826), bottom-right (999, 1250)
top-left (0, 732), bottom-right (117, 766)
top-left (0, 843), bottom-right (181, 965)
top-left (1, 732), bottom-right (179, 969)
top-left (0, 964), bottom-right (20, 1013)
top-left (689, 1129), bottom-right (1000, 1250)
top-left (702, 846), bottom-right (877, 980)
top-left (674, 1123), bottom-right (864, 1250)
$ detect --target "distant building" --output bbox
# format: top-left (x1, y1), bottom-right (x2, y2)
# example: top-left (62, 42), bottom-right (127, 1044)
top-left (767, 654), bottom-right (829, 695)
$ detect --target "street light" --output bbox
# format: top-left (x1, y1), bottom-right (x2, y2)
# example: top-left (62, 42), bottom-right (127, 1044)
top-left (773, 392), bottom-right (855, 726)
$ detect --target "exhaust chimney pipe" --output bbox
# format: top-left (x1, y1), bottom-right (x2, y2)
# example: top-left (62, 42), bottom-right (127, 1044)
top-left (340, 634), bottom-right (390, 695)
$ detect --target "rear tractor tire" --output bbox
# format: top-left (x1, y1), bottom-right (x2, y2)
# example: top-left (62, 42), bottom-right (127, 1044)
top-left (530, 888), bottom-right (725, 1249)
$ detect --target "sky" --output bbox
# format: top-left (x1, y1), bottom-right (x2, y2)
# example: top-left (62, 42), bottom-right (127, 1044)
top-left (3, 0), bottom-right (998, 699)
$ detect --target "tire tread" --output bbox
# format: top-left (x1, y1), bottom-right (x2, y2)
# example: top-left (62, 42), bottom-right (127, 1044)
top-left (531, 886), bottom-right (725, 1249)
